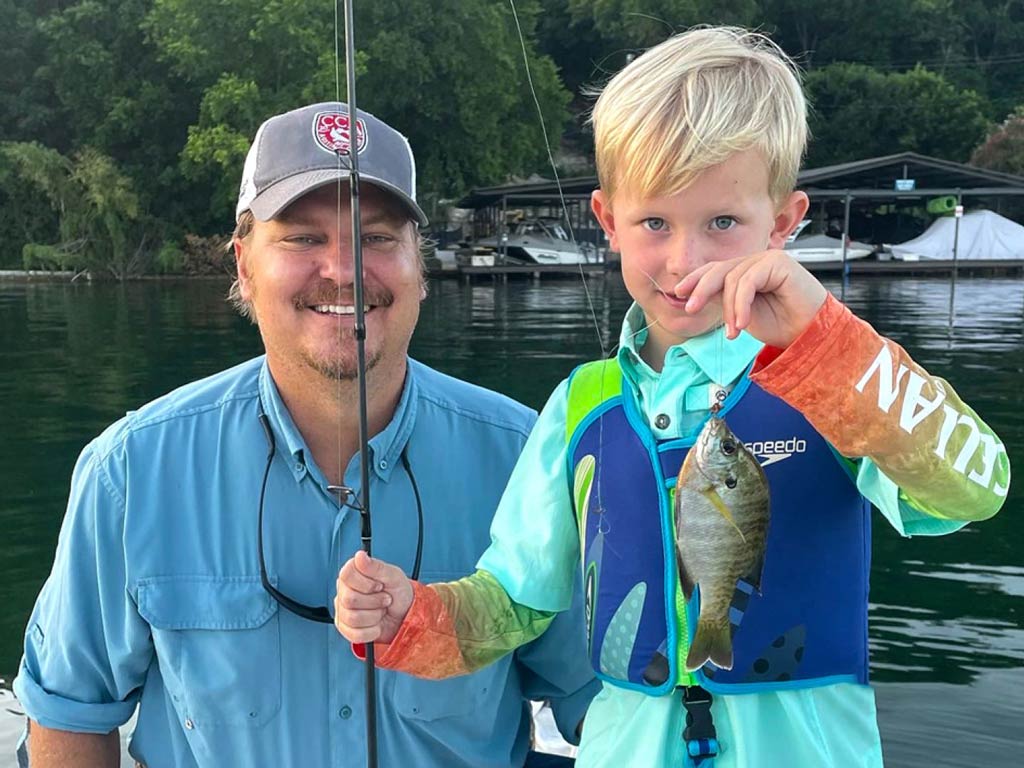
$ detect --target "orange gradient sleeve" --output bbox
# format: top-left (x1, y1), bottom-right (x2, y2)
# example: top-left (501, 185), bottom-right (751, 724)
top-left (751, 294), bottom-right (1009, 521)
top-left (368, 570), bottom-right (555, 679)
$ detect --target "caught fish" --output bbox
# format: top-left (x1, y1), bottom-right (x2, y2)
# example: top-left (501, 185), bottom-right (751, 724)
top-left (675, 415), bottom-right (770, 672)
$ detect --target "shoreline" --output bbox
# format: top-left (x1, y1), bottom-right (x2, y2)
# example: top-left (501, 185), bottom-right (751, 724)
top-left (0, 270), bottom-right (233, 283)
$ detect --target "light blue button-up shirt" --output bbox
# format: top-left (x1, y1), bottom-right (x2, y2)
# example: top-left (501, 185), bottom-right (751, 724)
top-left (15, 356), bottom-right (598, 767)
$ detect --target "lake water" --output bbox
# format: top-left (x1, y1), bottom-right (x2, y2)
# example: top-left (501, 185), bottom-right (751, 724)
top-left (1, 274), bottom-right (1021, 765)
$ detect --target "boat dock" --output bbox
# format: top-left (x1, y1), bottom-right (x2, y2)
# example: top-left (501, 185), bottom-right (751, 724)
top-left (451, 262), bottom-right (612, 281)
top-left (801, 258), bottom-right (1024, 276)
top-left (431, 258), bottom-right (1024, 281)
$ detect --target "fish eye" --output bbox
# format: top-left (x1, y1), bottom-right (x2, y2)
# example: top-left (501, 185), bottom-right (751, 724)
top-left (725, 477), bottom-right (737, 489)
top-left (721, 439), bottom-right (737, 456)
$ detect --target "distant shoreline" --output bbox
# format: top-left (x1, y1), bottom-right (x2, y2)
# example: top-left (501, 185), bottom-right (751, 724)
top-left (0, 270), bottom-right (233, 283)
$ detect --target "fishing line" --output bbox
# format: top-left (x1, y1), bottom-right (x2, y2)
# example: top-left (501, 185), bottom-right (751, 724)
top-left (506, 0), bottom-right (614, 540)
top-left (507, 0), bottom-right (606, 360)
top-left (333, 2), bottom-right (378, 767)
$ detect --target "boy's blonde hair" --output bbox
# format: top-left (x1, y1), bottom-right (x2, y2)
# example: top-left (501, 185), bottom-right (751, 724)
top-left (591, 27), bottom-right (807, 205)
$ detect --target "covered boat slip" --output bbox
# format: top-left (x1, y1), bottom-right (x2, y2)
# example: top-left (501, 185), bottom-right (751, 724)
top-left (799, 152), bottom-right (1024, 272)
top-left (449, 152), bottom-right (1024, 277)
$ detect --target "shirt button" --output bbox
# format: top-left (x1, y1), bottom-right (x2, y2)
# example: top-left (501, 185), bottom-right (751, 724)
top-left (378, 459), bottom-right (388, 470)
top-left (184, 718), bottom-right (194, 730)
top-left (654, 413), bottom-right (671, 429)
top-left (294, 462), bottom-right (303, 473)
top-left (339, 705), bottom-right (353, 719)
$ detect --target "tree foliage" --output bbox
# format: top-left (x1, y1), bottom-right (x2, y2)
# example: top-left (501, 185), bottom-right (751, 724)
top-left (972, 107), bottom-right (1024, 176)
top-left (2, 142), bottom-right (153, 279)
top-left (4, 0), bottom-right (1024, 276)
top-left (147, 0), bottom-right (570, 222)
top-left (804, 63), bottom-right (990, 165)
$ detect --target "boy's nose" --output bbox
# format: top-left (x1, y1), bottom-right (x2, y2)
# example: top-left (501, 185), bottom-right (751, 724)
top-left (666, 237), bottom-right (705, 277)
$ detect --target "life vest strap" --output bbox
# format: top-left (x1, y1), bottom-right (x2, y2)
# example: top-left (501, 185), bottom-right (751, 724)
top-left (682, 685), bottom-right (718, 767)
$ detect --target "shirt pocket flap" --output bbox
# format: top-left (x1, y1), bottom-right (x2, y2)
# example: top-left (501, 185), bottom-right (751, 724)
top-left (137, 576), bottom-right (277, 630)
top-left (391, 661), bottom-right (506, 722)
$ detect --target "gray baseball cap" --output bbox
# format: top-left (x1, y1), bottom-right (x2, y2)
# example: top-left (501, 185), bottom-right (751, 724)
top-left (236, 101), bottom-right (428, 227)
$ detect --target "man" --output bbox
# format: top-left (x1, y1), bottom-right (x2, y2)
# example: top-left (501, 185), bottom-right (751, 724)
top-left (14, 102), bottom-right (598, 767)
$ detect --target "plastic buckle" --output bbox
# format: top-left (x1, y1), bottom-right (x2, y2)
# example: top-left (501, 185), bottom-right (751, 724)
top-left (682, 685), bottom-right (718, 764)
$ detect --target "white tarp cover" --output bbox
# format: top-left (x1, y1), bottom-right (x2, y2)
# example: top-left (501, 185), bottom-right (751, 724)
top-left (891, 210), bottom-right (1024, 261)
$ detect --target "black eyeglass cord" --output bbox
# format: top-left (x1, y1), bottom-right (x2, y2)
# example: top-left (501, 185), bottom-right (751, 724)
top-left (256, 402), bottom-right (423, 624)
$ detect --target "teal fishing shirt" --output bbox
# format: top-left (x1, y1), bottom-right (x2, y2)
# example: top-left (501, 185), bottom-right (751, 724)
top-left (478, 303), bottom-right (963, 768)
top-left (15, 356), bottom-right (598, 768)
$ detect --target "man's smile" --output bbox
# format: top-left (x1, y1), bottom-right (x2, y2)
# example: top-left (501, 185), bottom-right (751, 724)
top-left (310, 303), bottom-right (372, 316)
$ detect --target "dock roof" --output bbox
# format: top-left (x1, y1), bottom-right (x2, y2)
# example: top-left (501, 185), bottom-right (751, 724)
top-left (456, 152), bottom-right (1024, 208)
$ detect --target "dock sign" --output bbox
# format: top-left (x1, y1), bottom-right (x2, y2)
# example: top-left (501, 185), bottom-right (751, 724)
top-left (895, 179), bottom-right (916, 191)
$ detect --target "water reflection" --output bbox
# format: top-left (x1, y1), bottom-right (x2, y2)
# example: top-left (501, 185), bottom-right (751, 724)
top-left (1, 274), bottom-right (1022, 767)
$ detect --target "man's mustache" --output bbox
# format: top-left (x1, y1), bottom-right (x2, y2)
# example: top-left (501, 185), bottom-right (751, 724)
top-left (295, 280), bottom-right (394, 309)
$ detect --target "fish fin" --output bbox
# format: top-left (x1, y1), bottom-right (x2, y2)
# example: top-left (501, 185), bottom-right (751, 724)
top-left (686, 618), bottom-right (734, 672)
top-left (700, 488), bottom-right (747, 544)
top-left (744, 548), bottom-right (767, 595)
top-left (677, 553), bottom-right (696, 601)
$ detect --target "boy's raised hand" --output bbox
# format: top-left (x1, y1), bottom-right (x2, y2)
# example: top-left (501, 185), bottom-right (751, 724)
top-left (674, 249), bottom-right (828, 348)
top-left (335, 550), bottom-right (415, 644)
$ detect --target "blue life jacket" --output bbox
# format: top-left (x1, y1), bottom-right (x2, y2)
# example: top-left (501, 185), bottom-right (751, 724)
top-left (565, 359), bottom-right (872, 696)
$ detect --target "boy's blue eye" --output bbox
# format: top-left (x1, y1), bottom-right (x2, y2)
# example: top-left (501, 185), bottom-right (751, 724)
top-left (643, 217), bottom-right (667, 232)
top-left (711, 216), bottom-right (737, 231)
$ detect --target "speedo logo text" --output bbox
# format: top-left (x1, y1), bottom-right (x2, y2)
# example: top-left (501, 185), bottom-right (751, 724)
top-left (745, 438), bottom-right (808, 467)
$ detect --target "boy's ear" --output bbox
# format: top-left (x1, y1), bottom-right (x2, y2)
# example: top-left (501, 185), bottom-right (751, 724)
top-left (591, 190), bottom-right (621, 252)
top-left (768, 191), bottom-right (810, 250)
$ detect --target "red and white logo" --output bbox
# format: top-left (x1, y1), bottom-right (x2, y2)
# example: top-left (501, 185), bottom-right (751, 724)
top-left (313, 112), bottom-right (367, 155)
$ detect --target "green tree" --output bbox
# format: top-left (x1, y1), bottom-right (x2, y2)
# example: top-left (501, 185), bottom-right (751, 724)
top-left (148, 0), bottom-right (570, 223)
top-left (29, 0), bottom-right (204, 230)
top-left (759, 0), bottom-right (935, 69)
top-left (0, 150), bottom-right (59, 268)
top-left (568, 0), bottom-right (758, 49)
top-left (805, 63), bottom-right (990, 166)
top-left (972, 106), bottom-right (1024, 176)
top-left (3, 142), bottom-right (154, 279)
top-left (942, 0), bottom-right (1024, 116)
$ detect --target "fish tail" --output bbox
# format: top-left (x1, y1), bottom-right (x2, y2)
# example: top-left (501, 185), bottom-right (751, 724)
top-left (686, 618), bottom-right (734, 672)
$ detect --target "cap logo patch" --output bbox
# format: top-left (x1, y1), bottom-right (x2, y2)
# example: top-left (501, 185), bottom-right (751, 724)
top-left (313, 112), bottom-right (367, 155)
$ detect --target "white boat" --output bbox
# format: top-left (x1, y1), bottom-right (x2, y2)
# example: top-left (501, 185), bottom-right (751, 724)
top-left (785, 220), bottom-right (874, 263)
top-left (462, 218), bottom-right (598, 266)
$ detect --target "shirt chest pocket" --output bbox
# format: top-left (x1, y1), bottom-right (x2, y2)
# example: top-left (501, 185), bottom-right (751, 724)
top-left (137, 576), bottom-right (281, 728)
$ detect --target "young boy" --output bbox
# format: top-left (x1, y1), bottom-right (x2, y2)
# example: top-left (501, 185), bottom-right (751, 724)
top-left (334, 27), bottom-right (1009, 767)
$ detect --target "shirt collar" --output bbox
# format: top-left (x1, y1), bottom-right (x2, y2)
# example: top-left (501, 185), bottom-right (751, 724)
top-left (617, 301), bottom-right (763, 386)
top-left (258, 357), bottom-right (419, 483)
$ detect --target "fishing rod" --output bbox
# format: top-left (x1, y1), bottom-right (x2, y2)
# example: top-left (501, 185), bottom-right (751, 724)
top-left (334, 1), bottom-right (378, 766)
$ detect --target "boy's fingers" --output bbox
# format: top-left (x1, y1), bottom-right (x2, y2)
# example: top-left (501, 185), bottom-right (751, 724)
top-left (335, 617), bottom-right (383, 645)
top-left (353, 550), bottom-right (408, 590)
top-left (683, 265), bottom-right (727, 313)
top-left (720, 263), bottom-right (739, 335)
top-left (725, 257), bottom-right (764, 333)
top-left (338, 588), bottom-right (393, 611)
top-left (338, 556), bottom-right (385, 595)
top-left (673, 262), bottom-right (715, 298)
top-left (732, 268), bottom-right (760, 331)
top-left (688, 257), bottom-right (747, 314)
top-left (336, 604), bottom-right (388, 630)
